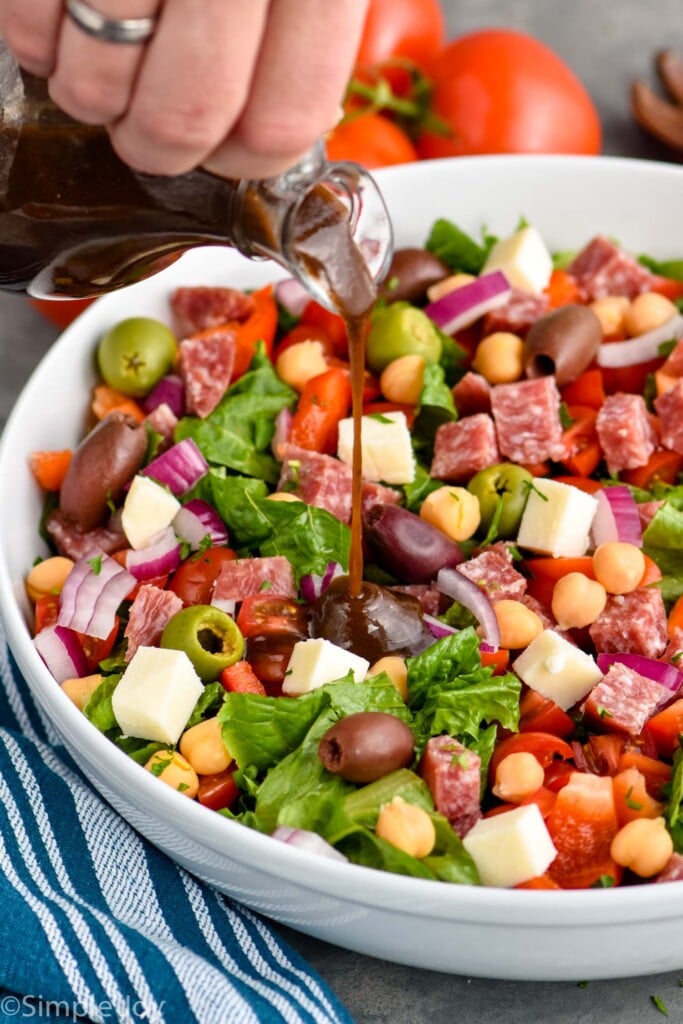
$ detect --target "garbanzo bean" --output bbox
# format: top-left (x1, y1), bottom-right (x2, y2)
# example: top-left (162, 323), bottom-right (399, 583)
top-left (426, 272), bottom-right (476, 303)
top-left (144, 750), bottom-right (199, 798)
top-left (380, 354), bottom-right (426, 405)
top-left (610, 817), bottom-right (674, 877)
top-left (471, 332), bottom-right (525, 384)
top-left (367, 655), bottom-right (409, 702)
top-left (589, 296), bottom-right (630, 338)
top-left (493, 751), bottom-right (545, 803)
top-left (266, 491), bottom-right (301, 502)
top-left (493, 600), bottom-right (543, 650)
top-left (419, 486), bottom-right (480, 542)
top-left (26, 556), bottom-right (74, 602)
top-left (592, 542), bottom-right (645, 594)
top-left (624, 292), bottom-right (678, 338)
top-left (275, 340), bottom-right (328, 391)
top-left (61, 673), bottom-right (102, 711)
top-left (551, 572), bottom-right (607, 629)
top-left (376, 796), bottom-right (436, 859)
top-left (179, 716), bottom-right (232, 776)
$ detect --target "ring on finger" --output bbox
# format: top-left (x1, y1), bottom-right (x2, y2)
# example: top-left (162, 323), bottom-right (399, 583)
top-left (65, 0), bottom-right (157, 44)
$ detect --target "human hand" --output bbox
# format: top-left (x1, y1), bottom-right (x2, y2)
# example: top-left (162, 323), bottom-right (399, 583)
top-left (0, 0), bottom-right (369, 179)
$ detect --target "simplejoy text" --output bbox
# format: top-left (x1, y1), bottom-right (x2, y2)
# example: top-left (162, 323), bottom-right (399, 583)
top-left (0, 993), bottom-right (166, 1021)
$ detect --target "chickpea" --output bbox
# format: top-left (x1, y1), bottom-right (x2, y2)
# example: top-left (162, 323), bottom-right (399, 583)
top-left (179, 716), bottom-right (232, 776)
top-left (61, 673), bottom-right (102, 711)
top-left (275, 340), bottom-right (328, 392)
top-left (426, 272), bottom-right (476, 303)
top-left (267, 491), bottom-right (301, 503)
top-left (493, 751), bottom-right (545, 803)
top-left (144, 750), bottom-right (199, 798)
top-left (610, 817), bottom-right (674, 878)
top-left (380, 354), bottom-right (426, 405)
top-left (589, 296), bottom-right (630, 338)
top-left (471, 332), bottom-right (525, 385)
top-left (624, 292), bottom-right (678, 338)
top-left (367, 655), bottom-right (409, 702)
top-left (592, 542), bottom-right (645, 595)
top-left (419, 486), bottom-right (480, 542)
top-left (376, 796), bottom-right (436, 859)
top-left (493, 600), bottom-right (543, 650)
top-left (26, 556), bottom-right (75, 603)
top-left (551, 572), bottom-right (607, 630)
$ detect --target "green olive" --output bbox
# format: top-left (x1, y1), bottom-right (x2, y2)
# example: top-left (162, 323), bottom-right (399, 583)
top-left (366, 302), bottom-right (442, 374)
top-left (467, 463), bottom-right (534, 539)
top-left (160, 605), bottom-right (245, 682)
top-left (97, 317), bottom-right (177, 397)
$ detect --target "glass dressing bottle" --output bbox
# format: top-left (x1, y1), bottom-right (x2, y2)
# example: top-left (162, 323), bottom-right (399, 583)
top-left (0, 42), bottom-right (392, 312)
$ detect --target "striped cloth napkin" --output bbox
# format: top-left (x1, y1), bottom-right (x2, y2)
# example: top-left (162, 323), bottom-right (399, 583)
top-left (0, 621), bottom-right (354, 1024)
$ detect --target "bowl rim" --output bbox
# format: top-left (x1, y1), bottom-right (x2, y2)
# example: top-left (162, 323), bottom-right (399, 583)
top-left (4, 152), bottom-right (683, 927)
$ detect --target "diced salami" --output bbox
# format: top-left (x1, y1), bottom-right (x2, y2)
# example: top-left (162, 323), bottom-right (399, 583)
top-left (124, 584), bottom-right (183, 662)
top-left (171, 286), bottom-right (254, 337)
top-left (213, 555), bottom-right (296, 603)
top-left (456, 542), bottom-right (527, 602)
top-left (637, 499), bottom-right (664, 531)
top-left (430, 414), bottom-right (500, 483)
top-left (361, 480), bottom-right (402, 513)
top-left (595, 393), bottom-right (657, 474)
top-left (482, 288), bottom-right (549, 337)
top-left (655, 853), bottom-right (683, 883)
top-left (451, 372), bottom-right (492, 417)
top-left (655, 379), bottom-right (683, 454)
top-left (582, 662), bottom-right (669, 735)
top-left (519, 592), bottom-right (556, 631)
top-left (661, 627), bottom-right (683, 669)
top-left (277, 445), bottom-right (400, 523)
top-left (178, 331), bottom-right (236, 419)
top-left (589, 587), bottom-right (668, 660)
top-left (391, 584), bottom-right (443, 618)
top-left (145, 402), bottom-right (178, 444)
top-left (566, 236), bottom-right (653, 300)
top-left (45, 509), bottom-right (126, 560)
top-left (660, 339), bottom-right (683, 378)
top-left (490, 376), bottom-right (566, 463)
top-left (419, 735), bottom-right (482, 838)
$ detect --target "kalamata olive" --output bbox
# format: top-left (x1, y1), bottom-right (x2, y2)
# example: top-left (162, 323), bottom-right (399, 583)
top-left (310, 576), bottom-right (433, 662)
top-left (318, 711), bottom-right (415, 784)
top-left (59, 412), bottom-right (147, 531)
top-left (378, 247), bottom-right (450, 305)
top-left (524, 304), bottom-right (602, 386)
top-left (363, 503), bottom-right (464, 584)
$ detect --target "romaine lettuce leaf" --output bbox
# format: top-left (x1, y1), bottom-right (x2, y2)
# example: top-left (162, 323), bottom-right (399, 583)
top-left (425, 218), bottom-right (494, 275)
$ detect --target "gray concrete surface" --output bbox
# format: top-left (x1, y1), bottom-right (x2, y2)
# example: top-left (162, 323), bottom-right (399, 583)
top-left (2, 2), bottom-right (683, 1021)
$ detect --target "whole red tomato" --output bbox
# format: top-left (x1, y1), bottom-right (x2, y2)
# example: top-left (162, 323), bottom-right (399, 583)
top-left (356, 0), bottom-right (446, 70)
top-left (325, 112), bottom-right (418, 169)
top-left (417, 29), bottom-right (601, 157)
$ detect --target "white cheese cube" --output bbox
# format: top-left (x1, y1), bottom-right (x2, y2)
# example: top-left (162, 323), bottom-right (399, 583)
top-left (337, 411), bottom-right (415, 484)
top-left (513, 629), bottom-right (603, 711)
top-left (516, 478), bottom-right (598, 557)
top-left (112, 646), bottom-right (203, 744)
top-left (481, 225), bottom-right (553, 294)
top-left (282, 638), bottom-right (370, 696)
top-left (462, 804), bottom-right (557, 888)
top-left (122, 475), bottom-right (181, 550)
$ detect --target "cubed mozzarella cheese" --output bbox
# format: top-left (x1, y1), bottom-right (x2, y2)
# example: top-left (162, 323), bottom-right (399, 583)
top-left (282, 638), bottom-right (370, 696)
top-left (121, 475), bottom-right (181, 550)
top-left (337, 411), bottom-right (415, 484)
top-left (516, 478), bottom-right (598, 558)
top-left (462, 803), bottom-right (557, 888)
top-left (112, 646), bottom-right (203, 744)
top-left (512, 629), bottom-right (603, 711)
top-left (481, 225), bottom-right (553, 294)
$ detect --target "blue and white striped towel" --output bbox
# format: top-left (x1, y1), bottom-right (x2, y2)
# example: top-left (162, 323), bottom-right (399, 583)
top-left (0, 621), bottom-right (355, 1024)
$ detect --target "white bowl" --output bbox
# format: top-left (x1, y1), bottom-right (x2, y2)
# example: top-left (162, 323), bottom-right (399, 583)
top-left (3, 155), bottom-right (683, 982)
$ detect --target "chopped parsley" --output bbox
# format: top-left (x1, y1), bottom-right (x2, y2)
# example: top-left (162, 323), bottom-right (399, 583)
top-left (87, 554), bottom-right (103, 575)
top-left (624, 786), bottom-right (643, 811)
top-left (651, 994), bottom-right (669, 1017)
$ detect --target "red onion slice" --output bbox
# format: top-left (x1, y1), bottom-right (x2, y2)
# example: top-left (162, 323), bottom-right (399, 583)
top-left (299, 562), bottom-right (343, 603)
top-left (271, 826), bottom-right (348, 862)
top-left (271, 407), bottom-right (293, 457)
top-left (142, 438), bottom-right (209, 495)
top-left (126, 526), bottom-right (182, 580)
top-left (424, 271), bottom-right (511, 335)
top-left (423, 614), bottom-right (457, 640)
top-left (142, 374), bottom-right (185, 418)
top-left (57, 553), bottom-right (136, 640)
top-left (603, 486), bottom-right (643, 546)
top-left (596, 652), bottom-right (683, 693)
top-left (33, 624), bottom-right (89, 682)
top-left (436, 567), bottom-right (501, 650)
top-left (275, 277), bottom-right (312, 317)
top-left (173, 499), bottom-right (229, 549)
top-left (596, 314), bottom-right (683, 368)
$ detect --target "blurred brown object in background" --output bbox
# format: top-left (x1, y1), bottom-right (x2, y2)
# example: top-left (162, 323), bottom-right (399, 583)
top-left (632, 50), bottom-right (683, 155)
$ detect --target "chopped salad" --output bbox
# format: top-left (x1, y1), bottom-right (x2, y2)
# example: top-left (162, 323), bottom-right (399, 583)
top-left (26, 215), bottom-right (683, 891)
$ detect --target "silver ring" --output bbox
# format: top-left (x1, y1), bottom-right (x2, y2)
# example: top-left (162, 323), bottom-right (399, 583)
top-left (65, 0), bottom-right (157, 43)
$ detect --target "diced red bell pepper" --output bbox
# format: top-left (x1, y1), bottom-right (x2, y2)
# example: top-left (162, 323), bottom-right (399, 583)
top-left (220, 659), bottom-right (267, 696)
top-left (288, 366), bottom-right (352, 455)
top-left (546, 772), bottom-right (622, 889)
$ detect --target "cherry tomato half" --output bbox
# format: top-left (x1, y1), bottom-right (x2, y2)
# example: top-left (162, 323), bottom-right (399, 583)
top-left (167, 546), bottom-right (237, 606)
top-left (489, 731), bottom-right (575, 784)
top-left (236, 594), bottom-right (309, 639)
